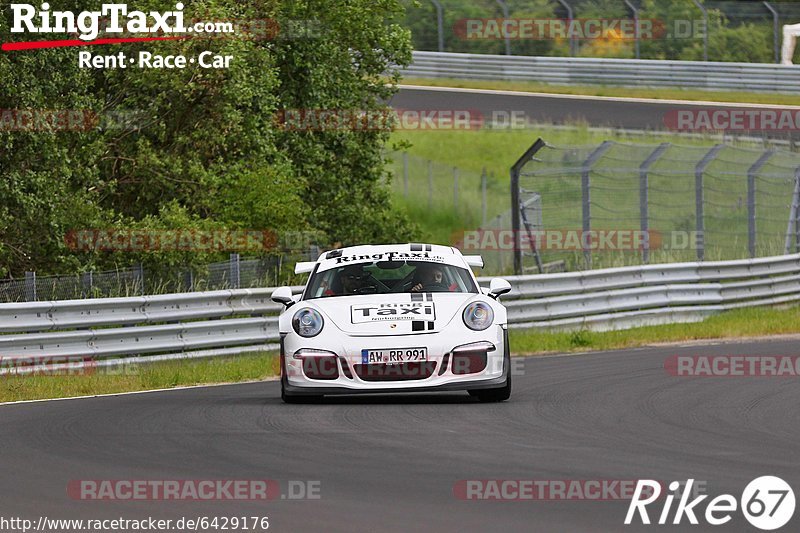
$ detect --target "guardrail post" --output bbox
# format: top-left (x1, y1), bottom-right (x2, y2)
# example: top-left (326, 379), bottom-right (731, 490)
top-left (692, 0), bottom-right (709, 61)
top-left (747, 150), bottom-right (774, 257)
top-left (511, 138), bottom-right (547, 275)
top-left (695, 144), bottom-right (724, 261)
top-left (764, 2), bottom-right (780, 64)
top-left (229, 253), bottom-right (240, 289)
top-left (581, 141), bottom-right (614, 269)
top-left (24, 271), bottom-right (36, 302)
top-left (624, 0), bottom-right (640, 59)
top-left (430, 0), bottom-right (445, 53)
top-left (639, 143), bottom-right (670, 264)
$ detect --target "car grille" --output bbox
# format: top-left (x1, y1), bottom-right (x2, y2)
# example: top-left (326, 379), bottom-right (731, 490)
top-left (353, 361), bottom-right (436, 382)
top-left (451, 351), bottom-right (487, 375)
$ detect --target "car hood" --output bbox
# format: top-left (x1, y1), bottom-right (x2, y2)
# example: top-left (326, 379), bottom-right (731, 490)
top-left (309, 293), bottom-right (477, 336)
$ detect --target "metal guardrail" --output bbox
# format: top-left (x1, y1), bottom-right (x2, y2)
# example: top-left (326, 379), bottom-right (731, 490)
top-left (402, 51), bottom-right (800, 93)
top-left (1, 253), bottom-right (799, 372)
top-left (0, 287), bottom-right (305, 371)
top-left (501, 253), bottom-right (800, 330)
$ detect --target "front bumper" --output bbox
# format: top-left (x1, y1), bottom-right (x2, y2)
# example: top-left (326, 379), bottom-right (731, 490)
top-left (281, 326), bottom-right (508, 396)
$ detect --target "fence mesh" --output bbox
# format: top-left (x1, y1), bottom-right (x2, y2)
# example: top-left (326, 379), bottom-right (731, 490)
top-left (504, 140), bottom-right (800, 273)
top-left (0, 253), bottom-right (319, 303)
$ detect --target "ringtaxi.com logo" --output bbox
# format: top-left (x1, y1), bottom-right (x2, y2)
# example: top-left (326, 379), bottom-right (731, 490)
top-left (625, 477), bottom-right (795, 530)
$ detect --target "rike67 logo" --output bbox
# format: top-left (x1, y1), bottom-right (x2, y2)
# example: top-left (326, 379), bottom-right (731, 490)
top-left (626, 477), bottom-right (795, 530)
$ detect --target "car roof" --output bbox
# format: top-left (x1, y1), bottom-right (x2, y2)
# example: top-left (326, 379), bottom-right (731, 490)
top-left (316, 243), bottom-right (460, 262)
top-left (308, 244), bottom-right (473, 273)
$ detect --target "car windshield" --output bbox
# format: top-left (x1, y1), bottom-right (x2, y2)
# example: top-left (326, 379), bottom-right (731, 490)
top-left (304, 260), bottom-right (478, 299)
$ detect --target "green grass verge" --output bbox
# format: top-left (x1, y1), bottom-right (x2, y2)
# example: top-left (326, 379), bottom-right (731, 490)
top-left (2, 306), bottom-right (799, 403)
top-left (509, 305), bottom-right (800, 355)
top-left (401, 77), bottom-right (800, 106)
top-left (389, 123), bottom-right (795, 270)
top-left (388, 126), bottom-right (728, 248)
top-left (390, 125), bottom-right (725, 180)
top-left (0, 353), bottom-right (279, 404)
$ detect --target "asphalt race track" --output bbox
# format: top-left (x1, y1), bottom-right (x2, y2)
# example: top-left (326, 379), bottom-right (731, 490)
top-left (1, 338), bottom-right (798, 532)
top-left (392, 86), bottom-right (799, 138)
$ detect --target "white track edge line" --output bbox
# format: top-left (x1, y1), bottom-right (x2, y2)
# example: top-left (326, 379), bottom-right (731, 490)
top-left (0, 376), bottom-right (280, 407)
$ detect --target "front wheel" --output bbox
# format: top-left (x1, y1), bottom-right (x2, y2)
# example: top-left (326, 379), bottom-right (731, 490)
top-left (281, 375), bottom-right (322, 404)
top-left (469, 372), bottom-right (511, 402)
top-left (470, 328), bottom-right (511, 402)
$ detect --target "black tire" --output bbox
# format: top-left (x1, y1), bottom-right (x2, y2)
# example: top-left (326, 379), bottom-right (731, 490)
top-left (470, 328), bottom-right (511, 402)
top-left (281, 375), bottom-right (322, 404)
top-left (471, 372), bottom-right (511, 402)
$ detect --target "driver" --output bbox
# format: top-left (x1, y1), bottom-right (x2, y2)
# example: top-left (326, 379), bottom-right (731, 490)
top-left (411, 264), bottom-right (445, 292)
top-left (340, 264), bottom-right (370, 295)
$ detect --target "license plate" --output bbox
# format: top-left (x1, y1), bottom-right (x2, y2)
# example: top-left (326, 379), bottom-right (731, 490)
top-left (361, 348), bottom-right (428, 364)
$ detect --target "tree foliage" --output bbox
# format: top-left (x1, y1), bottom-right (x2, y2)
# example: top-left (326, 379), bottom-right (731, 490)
top-left (0, 0), bottom-right (416, 278)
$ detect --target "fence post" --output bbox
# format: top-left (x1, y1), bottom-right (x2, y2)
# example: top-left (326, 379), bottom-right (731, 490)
top-left (692, 0), bottom-right (709, 61)
top-left (747, 151), bottom-right (774, 258)
top-left (430, 0), bottom-right (445, 52)
top-left (510, 139), bottom-right (547, 275)
top-left (581, 141), bottom-right (614, 269)
top-left (81, 271), bottom-right (94, 298)
top-left (624, 0), bottom-right (640, 59)
top-left (695, 145), bottom-right (724, 261)
top-left (764, 2), bottom-right (780, 64)
top-left (794, 171), bottom-right (800, 253)
top-left (229, 253), bottom-right (240, 289)
top-left (427, 160), bottom-right (433, 210)
top-left (792, 167), bottom-right (800, 253)
top-left (495, 0), bottom-right (511, 55)
top-left (24, 271), bottom-right (36, 302)
top-left (557, 0), bottom-right (576, 56)
top-left (133, 264), bottom-right (145, 295)
top-left (639, 143), bottom-right (670, 264)
top-left (453, 167), bottom-right (459, 210)
top-left (481, 168), bottom-right (487, 226)
top-left (403, 152), bottom-right (409, 198)
top-left (184, 270), bottom-right (195, 292)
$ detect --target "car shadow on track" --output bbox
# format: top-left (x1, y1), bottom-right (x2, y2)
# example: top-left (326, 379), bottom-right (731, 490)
top-left (260, 393), bottom-right (491, 405)
top-left (322, 393), bottom-right (480, 404)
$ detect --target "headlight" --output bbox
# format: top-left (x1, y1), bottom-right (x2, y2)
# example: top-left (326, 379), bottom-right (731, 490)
top-left (463, 302), bottom-right (494, 331)
top-left (292, 308), bottom-right (324, 337)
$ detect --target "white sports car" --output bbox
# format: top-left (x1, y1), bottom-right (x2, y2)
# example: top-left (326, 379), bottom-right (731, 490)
top-left (271, 244), bottom-right (513, 403)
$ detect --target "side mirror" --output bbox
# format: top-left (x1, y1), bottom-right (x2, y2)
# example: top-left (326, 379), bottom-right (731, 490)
top-left (271, 286), bottom-right (295, 308)
top-left (488, 278), bottom-right (512, 299)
